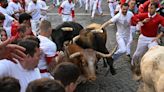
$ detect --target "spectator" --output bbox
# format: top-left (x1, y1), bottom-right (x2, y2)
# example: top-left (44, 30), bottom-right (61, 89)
top-left (26, 78), bottom-right (65, 92)
top-left (0, 0), bottom-right (15, 37)
top-left (0, 76), bottom-right (20, 92)
top-left (52, 62), bottom-right (80, 92)
top-left (0, 28), bottom-right (8, 42)
top-left (7, 0), bottom-right (24, 20)
top-left (0, 38), bottom-right (26, 62)
top-left (0, 39), bottom-right (41, 92)
top-left (11, 13), bottom-right (33, 37)
top-left (37, 20), bottom-right (57, 78)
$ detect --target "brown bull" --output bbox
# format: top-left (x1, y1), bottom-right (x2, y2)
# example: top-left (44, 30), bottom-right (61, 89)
top-left (72, 23), bottom-right (117, 75)
top-left (50, 44), bottom-right (116, 82)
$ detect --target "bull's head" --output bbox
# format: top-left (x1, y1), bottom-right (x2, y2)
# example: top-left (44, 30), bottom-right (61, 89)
top-left (69, 49), bottom-right (97, 81)
top-left (69, 46), bottom-right (117, 81)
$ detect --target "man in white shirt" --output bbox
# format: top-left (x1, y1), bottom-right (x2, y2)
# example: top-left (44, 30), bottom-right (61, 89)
top-left (27, 0), bottom-right (42, 36)
top-left (0, 0), bottom-right (15, 37)
top-left (101, 3), bottom-right (133, 61)
top-left (8, 0), bottom-right (24, 20)
top-left (58, 0), bottom-right (75, 22)
top-left (107, 0), bottom-right (118, 17)
top-left (0, 39), bottom-right (41, 92)
top-left (38, 20), bottom-right (57, 78)
top-left (91, 0), bottom-right (103, 19)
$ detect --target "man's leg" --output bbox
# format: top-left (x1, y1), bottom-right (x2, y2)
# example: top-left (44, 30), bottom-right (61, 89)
top-left (131, 35), bottom-right (148, 66)
top-left (108, 3), bottom-right (115, 17)
top-left (85, 0), bottom-right (89, 12)
top-left (112, 35), bottom-right (127, 61)
top-left (97, 0), bottom-right (103, 15)
top-left (91, 0), bottom-right (97, 19)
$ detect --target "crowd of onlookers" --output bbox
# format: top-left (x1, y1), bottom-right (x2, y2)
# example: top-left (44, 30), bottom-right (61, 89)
top-left (0, 0), bottom-right (164, 92)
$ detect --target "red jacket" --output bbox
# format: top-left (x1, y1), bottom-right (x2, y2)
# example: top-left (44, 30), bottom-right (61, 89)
top-left (138, 0), bottom-right (160, 13)
top-left (131, 13), bottom-right (164, 37)
top-left (11, 21), bottom-right (20, 36)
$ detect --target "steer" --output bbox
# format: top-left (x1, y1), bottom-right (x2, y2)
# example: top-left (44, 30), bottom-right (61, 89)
top-left (138, 46), bottom-right (164, 92)
top-left (51, 21), bottom-right (83, 51)
top-left (72, 23), bottom-right (117, 75)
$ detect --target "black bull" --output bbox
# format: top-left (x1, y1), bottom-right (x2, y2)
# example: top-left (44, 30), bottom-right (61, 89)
top-left (73, 24), bottom-right (116, 75)
top-left (51, 22), bottom-right (83, 51)
top-left (51, 22), bottom-right (116, 75)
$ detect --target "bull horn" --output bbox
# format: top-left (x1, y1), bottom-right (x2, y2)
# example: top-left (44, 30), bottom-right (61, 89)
top-left (69, 52), bottom-right (81, 59)
top-left (61, 27), bottom-right (73, 31)
top-left (90, 29), bottom-right (103, 33)
top-left (96, 45), bottom-right (117, 57)
top-left (72, 35), bottom-right (80, 44)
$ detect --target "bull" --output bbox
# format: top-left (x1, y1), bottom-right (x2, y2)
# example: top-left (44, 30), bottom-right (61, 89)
top-left (51, 44), bottom-right (117, 82)
top-left (138, 46), bottom-right (164, 92)
top-left (72, 23), bottom-right (117, 75)
top-left (51, 21), bottom-right (83, 51)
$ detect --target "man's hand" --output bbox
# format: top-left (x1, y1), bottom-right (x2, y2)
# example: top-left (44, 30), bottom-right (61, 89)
top-left (0, 39), bottom-right (26, 63)
top-left (142, 18), bottom-right (151, 24)
top-left (152, 37), bottom-right (158, 42)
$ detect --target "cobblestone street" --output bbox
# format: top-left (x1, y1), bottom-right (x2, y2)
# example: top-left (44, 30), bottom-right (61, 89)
top-left (48, 1), bottom-right (140, 91)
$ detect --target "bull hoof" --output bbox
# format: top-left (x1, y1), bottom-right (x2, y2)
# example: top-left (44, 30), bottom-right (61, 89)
top-left (103, 59), bottom-right (107, 68)
top-left (110, 69), bottom-right (116, 75)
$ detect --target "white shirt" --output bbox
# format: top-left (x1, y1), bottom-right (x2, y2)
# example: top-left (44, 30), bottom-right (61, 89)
top-left (60, 0), bottom-right (74, 14)
top-left (8, 1), bottom-right (23, 18)
top-left (0, 6), bottom-right (14, 27)
top-left (38, 35), bottom-right (57, 77)
top-left (110, 11), bottom-right (133, 36)
top-left (27, 1), bottom-right (42, 20)
top-left (38, 0), bottom-right (49, 19)
top-left (0, 59), bottom-right (41, 92)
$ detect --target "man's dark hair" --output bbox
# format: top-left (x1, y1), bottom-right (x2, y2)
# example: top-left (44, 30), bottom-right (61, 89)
top-left (17, 24), bottom-right (27, 33)
top-left (17, 39), bottom-right (39, 57)
top-left (121, 3), bottom-right (129, 7)
top-left (26, 78), bottom-right (65, 92)
top-left (0, 0), bottom-right (7, 3)
top-left (23, 36), bottom-right (40, 46)
top-left (0, 12), bottom-right (5, 21)
top-left (0, 77), bottom-right (20, 92)
top-left (150, 2), bottom-right (158, 9)
top-left (19, 13), bottom-right (32, 24)
top-left (52, 62), bottom-right (80, 87)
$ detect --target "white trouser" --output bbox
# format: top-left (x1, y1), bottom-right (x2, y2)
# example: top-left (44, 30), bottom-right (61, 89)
top-left (53, 0), bottom-right (60, 6)
top-left (90, 0), bottom-right (93, 11)
top-left (127, 26), bottom-right (137, 49)
top-left (31, 20), bottom-right (40, 36)
top-left (85, 0), bottom-right (89, 10)
top-left (62, 14), bottom-right (73, 22)
top-left (112, 33), bottom-right (131, 60)
top-left (78, 0), bottom-right (84, 7)
top-left (131, 34), bottom-right (158, 65)
top-left (91, 0), bottom-right (102, 18)
top-left (108, 2), bottom-right (115, 17)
